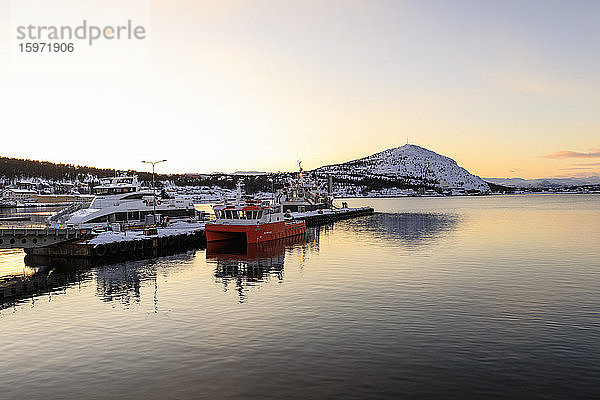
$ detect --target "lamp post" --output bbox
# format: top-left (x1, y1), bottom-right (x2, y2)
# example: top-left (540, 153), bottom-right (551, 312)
top-left (142, 159), bottom-right (167, 226)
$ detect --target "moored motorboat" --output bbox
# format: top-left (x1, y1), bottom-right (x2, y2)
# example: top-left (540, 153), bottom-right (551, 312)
top-left (47, 175), bottom-right (196, 229)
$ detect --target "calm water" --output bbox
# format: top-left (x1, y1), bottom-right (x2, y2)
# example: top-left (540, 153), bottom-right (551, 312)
top-left (1, 195), bottom-right (599, 399)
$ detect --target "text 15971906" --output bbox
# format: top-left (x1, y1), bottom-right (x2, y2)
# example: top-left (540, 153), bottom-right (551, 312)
top-left (19, 43), bottom-right (74, 52)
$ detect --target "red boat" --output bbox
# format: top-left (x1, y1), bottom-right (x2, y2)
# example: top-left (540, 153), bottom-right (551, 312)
top-left (205, 185), bottom-right (306, 244)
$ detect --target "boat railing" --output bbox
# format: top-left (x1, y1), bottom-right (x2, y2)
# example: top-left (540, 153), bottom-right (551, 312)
top-left (47, 202), bottom-right (84, 223)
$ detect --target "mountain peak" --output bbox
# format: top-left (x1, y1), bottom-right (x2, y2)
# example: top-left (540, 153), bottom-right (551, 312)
top-left (316, 144), bottom-right (489, 193)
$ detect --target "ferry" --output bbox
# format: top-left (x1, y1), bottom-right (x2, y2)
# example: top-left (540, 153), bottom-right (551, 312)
top-left (48, 176), bottom-right (196, 229)
top-left (205, 182), bottom-right (306, 244)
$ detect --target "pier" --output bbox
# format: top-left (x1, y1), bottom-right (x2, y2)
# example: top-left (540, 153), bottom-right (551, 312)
top-left (0, 227), bottom-right (92, 249)
top-left (0, 207), bottom-right (374, 262)
top-left (290, 207), bottom-right (374, 226)
top-left (25, 221), bottom-right (207, 259)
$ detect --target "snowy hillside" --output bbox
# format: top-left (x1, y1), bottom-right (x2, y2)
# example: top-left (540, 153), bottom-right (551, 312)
top-left (315, 144), bottom-right (490, 193)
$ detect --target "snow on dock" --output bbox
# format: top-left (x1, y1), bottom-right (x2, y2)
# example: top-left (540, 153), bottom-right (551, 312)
top-left (24, 221), bottom-right (207, 259)
top-left (290, 207), bottom-right (374, 226)
top-left (87, 221), bottom-right (205, 245)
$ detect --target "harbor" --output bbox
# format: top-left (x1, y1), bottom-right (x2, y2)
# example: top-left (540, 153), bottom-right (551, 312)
top-left (0, 171), bottom-right (374, 263)
top-left (0, 205), bottom-right (373, 303)
top-left (2, 195), bottom-right (599, 400)
top-left (0, 207), bottom-right (373, 261)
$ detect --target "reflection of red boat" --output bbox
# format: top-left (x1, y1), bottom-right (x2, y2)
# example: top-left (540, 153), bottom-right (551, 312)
top-left (207, 235), bottom-right (305, 303)
top-left (205, 183), bottom-right (306, 244)
top-left (206, 234), bottom-right (305, 260)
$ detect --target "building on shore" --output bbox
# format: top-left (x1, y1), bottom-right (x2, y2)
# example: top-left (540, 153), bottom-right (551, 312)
top-left (2, 188), bottom-right (37, 202)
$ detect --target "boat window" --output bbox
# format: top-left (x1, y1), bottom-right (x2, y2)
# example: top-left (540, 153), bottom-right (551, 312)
top-left (121, 193), bottom-right (144, 200)
top-left (224, 210), bottom-right (232, 219)
top-left (257, 211), bottom-right (263, 219)
top-left (89, 215), bottom-right (110, 223)
top-left (94, 187), bottom-right (110, 195)
top-left (113, 212), bottom-right (127, 221)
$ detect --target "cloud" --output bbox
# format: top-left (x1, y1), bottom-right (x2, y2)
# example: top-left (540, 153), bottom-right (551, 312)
top-left (544, 149), bottom-right (600, 159)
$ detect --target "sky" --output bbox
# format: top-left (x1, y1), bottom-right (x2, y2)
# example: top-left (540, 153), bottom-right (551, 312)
top-left (0, 0), bottom-right (599, 178)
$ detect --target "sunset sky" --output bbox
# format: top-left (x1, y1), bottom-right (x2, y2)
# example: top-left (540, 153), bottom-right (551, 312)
top-left (1, 0), bottom-right (599, 178)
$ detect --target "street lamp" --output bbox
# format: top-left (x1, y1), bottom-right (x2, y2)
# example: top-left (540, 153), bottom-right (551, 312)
top-left (142, 159), bottom-right (167, 226)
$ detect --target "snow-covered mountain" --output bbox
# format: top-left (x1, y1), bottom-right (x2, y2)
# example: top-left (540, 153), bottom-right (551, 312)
top-left (315, 144), bottom-right (490, 193)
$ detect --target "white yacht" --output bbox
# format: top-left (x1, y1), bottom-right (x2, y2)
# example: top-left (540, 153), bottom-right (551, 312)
top-left (48, 176), bottom-right (196, 229)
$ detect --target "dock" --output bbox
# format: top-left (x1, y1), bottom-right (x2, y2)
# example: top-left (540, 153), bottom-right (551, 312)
top-left (0, 227), bottom-right (92, 248)
top-left (289, 207), bottom-right (374, 226)
top-left (24, 221), bottom-right (207, 259)
top-left (1, 207), bottom-right (374, 262)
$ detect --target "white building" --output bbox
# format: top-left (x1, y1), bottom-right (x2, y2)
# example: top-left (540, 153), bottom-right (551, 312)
top-left (2, 188), bottom-right (37, 202)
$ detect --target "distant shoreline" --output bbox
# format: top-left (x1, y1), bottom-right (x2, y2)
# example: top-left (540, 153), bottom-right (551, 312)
top-left (334, 192), bottom-right (599, 200)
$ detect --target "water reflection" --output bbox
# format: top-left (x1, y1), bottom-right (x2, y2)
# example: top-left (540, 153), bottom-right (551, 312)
top-left (207, 236), bottom-right (305, 303)
top-left (96, 262), bottom-right (147, 306)
top-left (347, 212), bottom-right (461, 247)
top-left (1, 213), bottom-right (459, 309)
top-left (304, 222), bottom-right (334, 253)
top-left (93, 252), bottom-right (196, 308)
top-left (0, 251), bottom-right (197, 310)
top-left (0, 262), bottom-right (92, 311)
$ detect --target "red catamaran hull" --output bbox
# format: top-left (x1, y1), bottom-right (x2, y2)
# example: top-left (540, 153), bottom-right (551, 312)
top-left (205, 220), bottom-right (306, 244)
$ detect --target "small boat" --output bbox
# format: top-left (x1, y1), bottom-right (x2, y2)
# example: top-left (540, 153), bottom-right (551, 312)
top-left (206, 182), bottom-right (306, 244)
